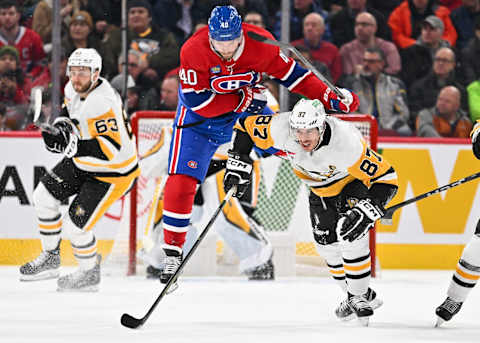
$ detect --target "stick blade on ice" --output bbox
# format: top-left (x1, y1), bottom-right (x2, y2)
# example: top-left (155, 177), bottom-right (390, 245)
top-left (121, 313), bottom-right (143, 329)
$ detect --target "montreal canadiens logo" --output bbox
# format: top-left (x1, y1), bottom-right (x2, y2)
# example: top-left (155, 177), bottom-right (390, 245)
top-left (210, 72), bottom-right (257, 94)
top-left (187, 160), bottom-right (198, 169)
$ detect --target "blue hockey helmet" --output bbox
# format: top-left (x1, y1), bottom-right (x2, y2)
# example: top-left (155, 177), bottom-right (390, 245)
top-left (208, 5), bottom-right (242, 41)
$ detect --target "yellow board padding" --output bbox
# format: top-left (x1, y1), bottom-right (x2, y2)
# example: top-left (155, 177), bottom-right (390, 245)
top-left (0, 239), bottom-right (115, 266)
top-left (377, 244), bottom-right (465, 269)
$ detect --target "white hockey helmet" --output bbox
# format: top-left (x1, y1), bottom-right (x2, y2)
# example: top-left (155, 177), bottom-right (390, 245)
top-left (67, 48), bottom-right (102, 80)
top-left (289, 99), bottom-right (327, 149)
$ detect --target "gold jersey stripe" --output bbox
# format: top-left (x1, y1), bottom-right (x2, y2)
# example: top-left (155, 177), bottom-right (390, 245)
top-left (74, 154), bottom-right (137, 169)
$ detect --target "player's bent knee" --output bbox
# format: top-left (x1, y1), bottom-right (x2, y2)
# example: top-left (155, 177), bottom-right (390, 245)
top-left (340, 234), bottom-right (370, 257)
top-left (315, 242), bottom-right (342, 262)
top-left (32, 182), bottom-right (61, 218)
top-left (63, 217), bottom-right (94, 244)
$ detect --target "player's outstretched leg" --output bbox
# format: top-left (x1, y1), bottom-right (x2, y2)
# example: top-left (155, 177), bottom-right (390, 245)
top-left (57, 254), bottom-right (101, 292)
top-left (335, 287), bottom-right (382, 321)
top-left (160, 244), bottom-right (183, 284)
top-left (19, 244), bottom-right (61, 281)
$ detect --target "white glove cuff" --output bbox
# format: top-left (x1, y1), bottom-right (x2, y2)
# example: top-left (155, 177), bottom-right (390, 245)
top-left (356, 199), bottom-right (383, 222)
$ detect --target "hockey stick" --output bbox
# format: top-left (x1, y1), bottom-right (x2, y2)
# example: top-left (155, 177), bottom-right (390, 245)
top-left (31, 87), bottom-right (59, 134)
top-left (381, 171), bottom-right (480, 225)
top-left (247, 31), bottom-right (344, 100)
top-left (120, 186), bottom-right (237, 329)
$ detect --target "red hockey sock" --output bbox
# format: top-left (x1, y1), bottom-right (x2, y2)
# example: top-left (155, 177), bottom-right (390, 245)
top-left (163, 174), bottom-right (197, 248)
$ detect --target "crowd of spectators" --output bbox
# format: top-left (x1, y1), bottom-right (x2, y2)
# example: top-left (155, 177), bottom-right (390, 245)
top-left (1, 0), bottom-right (480, 138)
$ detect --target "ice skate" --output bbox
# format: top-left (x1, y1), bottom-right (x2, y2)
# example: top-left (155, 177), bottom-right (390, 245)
top-left (57, 254), bottom-right (101, 292)
top-left (19, 248), bottom-right (60, 281)
top-left (335, 288), bottom-right (382, 321)
top-left (245, 258), bottom-right (275, 280)
top-left (343, 292), bottom-right (374, 326)
top-left (435, 297), bottom-right (463, 327)
top-left (160, 246), bottom-right (182, 293)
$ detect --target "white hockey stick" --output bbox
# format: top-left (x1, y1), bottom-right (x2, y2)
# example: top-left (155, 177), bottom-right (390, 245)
top-left (31, 87), bottom-right (59, 134)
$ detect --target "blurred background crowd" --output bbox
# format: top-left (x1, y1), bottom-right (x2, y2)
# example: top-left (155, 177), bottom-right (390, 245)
top-left (1, 0), bottom-right (479, 138)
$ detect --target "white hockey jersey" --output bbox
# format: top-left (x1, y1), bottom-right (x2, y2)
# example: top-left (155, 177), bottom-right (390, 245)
top-left (235, 113), bottom-right (398, 197)
top-left (64, 77), bottom-right (138, 176)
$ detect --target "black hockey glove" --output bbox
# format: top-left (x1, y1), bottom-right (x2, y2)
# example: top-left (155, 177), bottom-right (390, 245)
top-left (41, 118), bottom-right (78, 157)
top-left (336, 199), bottom-right (384, 242)
top-left (472, 127), bottom-right (480, 160)
top-left (224, 149), bottom-right (253, 198)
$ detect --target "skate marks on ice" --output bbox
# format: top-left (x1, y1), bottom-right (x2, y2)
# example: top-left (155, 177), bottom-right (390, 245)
top-left (1, 268), bottom-right (480, 343)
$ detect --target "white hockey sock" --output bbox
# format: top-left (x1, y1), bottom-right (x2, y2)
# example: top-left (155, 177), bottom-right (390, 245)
top-left (315, 243), bottom-right (347, 292)
top-left (70, 227), bottom-right (97, 271)
top-left (33, 183), bottom-right (62, 251)
top-left (341, 235), bottom-right (370, 296)
top-left (447, 235), bottom-right (480, 302)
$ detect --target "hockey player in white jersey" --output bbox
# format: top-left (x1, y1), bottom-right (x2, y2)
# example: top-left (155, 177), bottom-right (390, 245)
top-left (225, 98), bottom-right (398, 324)
top-left (435, 121), bottom-right (480, 326)
top-left (138, 126), bottom-right (274, 281)
top-left (19, 48), bottom-right (139, 291)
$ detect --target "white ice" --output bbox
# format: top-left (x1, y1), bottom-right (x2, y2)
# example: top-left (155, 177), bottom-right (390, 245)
top-left (2, 268), bottom-right (480, 343)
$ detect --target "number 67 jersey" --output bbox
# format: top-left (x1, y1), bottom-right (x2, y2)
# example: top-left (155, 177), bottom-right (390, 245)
top-left (235, 113), bottom-right (398, 198)
top-left (63, 78), bottom-right (139, 176)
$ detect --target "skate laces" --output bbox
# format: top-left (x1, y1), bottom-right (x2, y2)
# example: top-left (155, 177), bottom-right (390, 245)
top-left (30, 251), bottom-right (52, 267)
top-left (442, 297), bottom-right (462, 314)
top-left (349, 295), bottom-right (369, 309)
top-left (164, 256), bottom-right (181, 274)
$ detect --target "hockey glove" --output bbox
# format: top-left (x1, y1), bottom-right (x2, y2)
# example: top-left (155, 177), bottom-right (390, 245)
top-left (41, 118), bottom-right (79, 157)
top-left (224, 149), bottom-right (253, 198)
top-left (336, 199), bottom-right (384, 242)
top-left (234, 86), bottom-right (267, 114)
top-left (472, 124), bottom-right (480, 160)
top-left (325, 88), bottom-right (359, 113)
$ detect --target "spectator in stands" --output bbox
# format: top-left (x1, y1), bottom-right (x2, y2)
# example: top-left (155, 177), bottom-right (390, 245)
top-left (159, 75), bottom-right (179, 111)
top-left (0, 0), bottom-right (46, 79)
top-left (463, 17), bottom-right (480, 86)
top-left (388, 0), bottom-right (457, 49)
top-left (61, 11), bottom-right (116, 80)
top-left (230, 0), bottom-right (269, 27)
top-left (0, 45), bottom-right (32, 96)
top-left (416, 86), bottom-right (472, 137)
top-left (288, 44), bottom-right (332, 109)
top-left (111, 49), bottom-right (159, 111)
top-left (368, 0), bottom-right (403, 19)
top-left (244, 11), bottom-right (266, 28)
top-left (343, 47), bottom-right (412, 136)
top-left (0, 69), bottom-right (28, 130)
top-left (107, 0), bottom-right (179, 82)
top-left (417, 15), bottom-right (452, 58)
top-left (291, 13), bottom-right (341, 82)
top-left (31, 49), bottom-right (69, 96)
top-left (152, 0), bottom-right (213, 45)
top-left (32, 0), bottom-right (73, 53)
top-left (409, 47), bottom-right (467, 119)
top-left (76, 0), bottom-right (123, 42)
top-left (110, 74), bottom-right (139, 116)
top-left (273, 0), bottom-right (331, 42)
top-left (450, 0), bottom-right (480, 50)
top-left (339, 12), bottom-right (400, 77)
top-left (330, 0), bottom-right (391, 47)
top-left (440, 0), bottom-right (463, 11)
top-left (466, 72), bottom-right (480, 121)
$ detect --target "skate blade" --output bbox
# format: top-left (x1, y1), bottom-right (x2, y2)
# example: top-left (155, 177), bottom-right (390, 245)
top-left (435, 317), bottom-right (445, 328)
top-left (370, 298), bottom-right (383, 310)
top-left (338, 313), bottom-right (356, 322)
top-left (358, 317), bottom-right (370, 326)
top-left (20, 269), bottom-right (60, 282)
top-left (57, 285), bottom-right (99, 292)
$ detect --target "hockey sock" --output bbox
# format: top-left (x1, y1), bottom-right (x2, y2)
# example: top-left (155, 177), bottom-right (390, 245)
top-left (70, 228), bottom-right (97, 270)
top-left (162, 174), bottom-right (197, 248)
top-left (33, 183), bottom-right (62, 251)
top-left (341, 235), bottom-right (371, 296)
top-left (315, 243), bottom-right (347, 292)
top-left (447, 235), bottom-right (480, 302)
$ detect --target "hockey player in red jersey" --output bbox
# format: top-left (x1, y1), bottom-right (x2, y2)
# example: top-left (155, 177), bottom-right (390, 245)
top-left (159, 5), bottom-right (359, 285)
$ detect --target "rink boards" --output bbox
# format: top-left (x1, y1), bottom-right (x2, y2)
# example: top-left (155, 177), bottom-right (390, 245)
top-left (0, 133), bottom-right (478, 269)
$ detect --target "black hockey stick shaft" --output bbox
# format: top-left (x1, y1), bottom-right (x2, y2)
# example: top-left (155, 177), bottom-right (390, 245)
top-left (120, 186), bottom-right (237, 329)
top-left (247, 31), bottom-right (344, 99)
top-left (381, 171), bottom-right (480, 225)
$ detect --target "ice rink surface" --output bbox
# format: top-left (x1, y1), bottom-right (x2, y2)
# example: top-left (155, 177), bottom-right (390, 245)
top-left (2, 267), bottom-right (480, 343)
